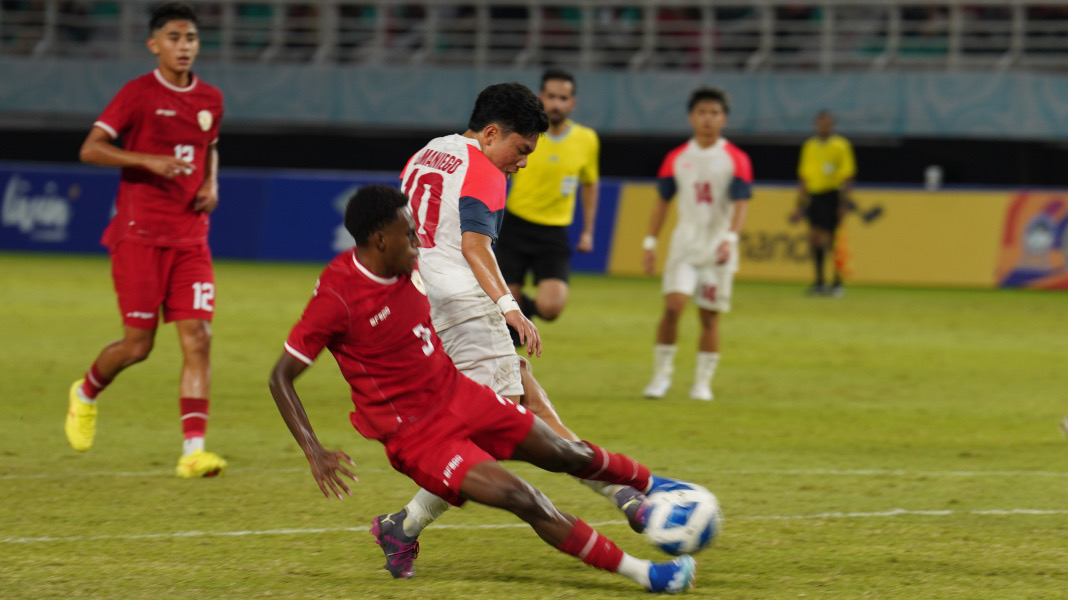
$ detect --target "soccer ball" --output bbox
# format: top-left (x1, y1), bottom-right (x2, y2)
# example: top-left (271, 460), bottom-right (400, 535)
top-left (643, 481), bottom-right (722, 556)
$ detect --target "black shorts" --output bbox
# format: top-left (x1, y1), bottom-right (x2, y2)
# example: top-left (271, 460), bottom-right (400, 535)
top-left (494, 211), bottom-right (571, 285)
top-left (805, 190), bottom-right (842, 231)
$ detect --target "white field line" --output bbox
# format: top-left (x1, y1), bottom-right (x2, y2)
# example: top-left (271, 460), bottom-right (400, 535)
top-left (4, 509), bottom-right (1068, 545)
top-left (3, 467), bottom-right (1068, 481)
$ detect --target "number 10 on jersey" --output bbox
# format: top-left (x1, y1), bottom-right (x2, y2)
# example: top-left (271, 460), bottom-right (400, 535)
top-left (404, 168), bottom-right (444, 248)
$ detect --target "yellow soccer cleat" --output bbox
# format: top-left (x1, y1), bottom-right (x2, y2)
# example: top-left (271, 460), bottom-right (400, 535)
top-left (176, 450), bottom-right (227, 478)
top-left (65, 379), bottom-right (97, 452)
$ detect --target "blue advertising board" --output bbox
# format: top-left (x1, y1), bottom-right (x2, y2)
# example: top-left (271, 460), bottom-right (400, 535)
top-left (0, 162), bottom-right (618, 273)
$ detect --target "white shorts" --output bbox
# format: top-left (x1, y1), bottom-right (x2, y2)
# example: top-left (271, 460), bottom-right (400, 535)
top-left (437, 312), bottom-right (524, 397)
top-left (662, 244), bottom-right (739, 313)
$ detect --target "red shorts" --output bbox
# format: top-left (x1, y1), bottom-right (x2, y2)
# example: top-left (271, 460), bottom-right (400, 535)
top-left (110, 240), bottom-right (215, 329)
top-left (383, 375), bottom-right (536, 506)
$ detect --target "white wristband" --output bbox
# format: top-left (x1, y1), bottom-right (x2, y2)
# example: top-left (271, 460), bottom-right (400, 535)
top-left (723, 231), bottom-right (739, 243)
top-left (642, 236), bottom-right (657, 251)
top-left (496, 294), bottom-right (521, 315)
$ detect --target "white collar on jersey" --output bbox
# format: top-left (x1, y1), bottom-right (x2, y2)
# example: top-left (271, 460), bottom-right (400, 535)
top-left (351, 251), bottom-right (398, 285)
top-left (152, 68), bottom-right (198, 93)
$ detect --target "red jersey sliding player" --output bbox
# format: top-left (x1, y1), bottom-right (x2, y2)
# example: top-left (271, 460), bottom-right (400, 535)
top-left (268, 184), bottom-right (697, 593)
top-left (65, 2), bottom-right (226, 478)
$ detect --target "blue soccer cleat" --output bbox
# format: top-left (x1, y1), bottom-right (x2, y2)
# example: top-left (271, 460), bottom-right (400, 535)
top-left (646, 555), bottom-right (697, 593)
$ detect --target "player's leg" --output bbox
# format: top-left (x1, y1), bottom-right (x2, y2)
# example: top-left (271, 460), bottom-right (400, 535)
top-left (67, 325), bottom-right (157, 451)
top-left (371, 315), bottom-right (526, 568)
top-left (644, 280), bottom-right (690, 400)
top-left (806, 193), bottom-right (836, 295)
top-left (645, 254), bottom-right (694, 398)
top-left (167, 244), bottom-right (226, 477)
top-left (828, 192), bottom-right (846, 296)
top-left (516, 357), bottom-right (650, 532)
top-left (690, 259), bottom-right (733, 401)
top-left (67, 242), bottom-right (163, 452)
top-left (460, 459), bottom-right (696, 593)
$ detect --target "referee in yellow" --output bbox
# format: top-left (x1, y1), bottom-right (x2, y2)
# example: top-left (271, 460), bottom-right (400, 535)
top-left (793, 109), bottom-right (856, 297)
top-left (496, 68), bottom-right (600, 338)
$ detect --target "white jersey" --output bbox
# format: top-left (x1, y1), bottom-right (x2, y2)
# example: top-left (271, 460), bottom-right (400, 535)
top-left (657, 137), bottom-right (753, 264)
top-left (400, 134), bottom-right (508, 330)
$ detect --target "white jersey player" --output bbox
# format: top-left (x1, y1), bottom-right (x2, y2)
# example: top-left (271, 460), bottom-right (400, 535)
top-left (642, 87), bottom-right (753, 402)
top-left (372, 83), bottom-right (653, 580)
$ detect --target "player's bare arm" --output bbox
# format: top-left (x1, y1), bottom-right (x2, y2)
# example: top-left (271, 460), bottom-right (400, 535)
top-left (717, 200), bottom-right (749, 264)
top-left (577, 181), bottom-right (599, 253)
top-left (269, 352), bottom-right (358, 500)
top-left (643, 198), bottom-right (671, 275)
top-left (460, 230), bottom-right (542, 357)
top-left (80, 126), bottom-right (195, 179)
top-left (193, 143), bottom-right (219, 213)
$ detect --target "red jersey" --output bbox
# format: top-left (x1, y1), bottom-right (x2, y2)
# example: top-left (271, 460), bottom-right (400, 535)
top-left (283, 251), bottom-right (462, 440)
top-left (95, 69), bottom-right (224, 248)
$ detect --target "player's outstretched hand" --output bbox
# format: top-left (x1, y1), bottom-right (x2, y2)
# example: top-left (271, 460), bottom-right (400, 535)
top-left (788, 209), bottom-right (803, 224)
top-left (505, 310), bottom-right (541, 358)
top-left (306, 447), bottom-right (358, 500)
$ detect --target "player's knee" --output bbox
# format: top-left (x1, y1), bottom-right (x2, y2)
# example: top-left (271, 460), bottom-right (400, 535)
top-left (536, 302), bottom-right (564, 321)
top-left (546, 438), bottom-right (592, 473)
top-left (180, 323), bottom-right (212, 357)
top-left (501, 480), bottom-right (555, 523)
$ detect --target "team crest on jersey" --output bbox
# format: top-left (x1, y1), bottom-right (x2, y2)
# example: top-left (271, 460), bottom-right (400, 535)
top-left (197, 110), bottom-right (213, 132)
top-left (411, 270), bottom-right (427, 295)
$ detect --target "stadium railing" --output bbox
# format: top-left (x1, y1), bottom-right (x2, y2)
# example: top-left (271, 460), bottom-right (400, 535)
top-left (3, 1), bottom-right (1068, 72)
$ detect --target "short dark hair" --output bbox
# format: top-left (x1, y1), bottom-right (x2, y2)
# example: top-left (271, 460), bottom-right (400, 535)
top-left (150, 2), bottom-right (198, 32)
top-left (467, 82), bottom-right (549, 138)
top-left (688, 87), bottom-right (730, 114)
top-left (344, 184), bottom-right (409, 245)
top-left (541, 67), bottom-right (576, 95)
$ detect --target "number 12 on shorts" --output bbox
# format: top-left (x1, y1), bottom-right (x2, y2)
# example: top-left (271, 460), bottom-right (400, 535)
top-left (192, 282), bottom-right (215, 312)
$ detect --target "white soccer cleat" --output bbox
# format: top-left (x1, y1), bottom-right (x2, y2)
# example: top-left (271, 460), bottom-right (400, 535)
top-left (643, 374), bottom-right (672, 399)
top-left (689, 384), bottom-right (713, 402)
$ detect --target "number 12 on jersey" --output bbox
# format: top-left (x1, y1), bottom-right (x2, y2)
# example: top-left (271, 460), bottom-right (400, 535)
top-left (404, 168), bottom-right (444, 248)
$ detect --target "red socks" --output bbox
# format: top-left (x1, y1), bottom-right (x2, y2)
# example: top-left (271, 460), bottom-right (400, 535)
top-left (556, 518), bottom-right (624, 572)
top-left (180, 397), bottom-right (209, 439)
top-left (569, 441), bottom-right (651, 491)
top-left (80, 362), bottom-right (113, 399)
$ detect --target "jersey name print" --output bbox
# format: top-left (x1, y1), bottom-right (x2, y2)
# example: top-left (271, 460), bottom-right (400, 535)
top-left (400, 134), bottom-right (507, 330)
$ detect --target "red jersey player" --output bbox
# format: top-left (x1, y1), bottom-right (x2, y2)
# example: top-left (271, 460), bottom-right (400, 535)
top-left (268, 184), bottom-right (697, 594)
top-left (65, 2), bottom-right (226, 478)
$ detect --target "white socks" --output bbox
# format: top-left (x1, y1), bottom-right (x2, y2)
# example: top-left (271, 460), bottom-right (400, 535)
top-left (616, 554), bottom-right (651, 588)
top-left (182, 436), bottom-right (205, 456)
top-left (403, 488), bottom-right (451, 537)
top-left (694, 351), bottom-right (720, 388)
top-left (653, 344), bottom-right (677, 377)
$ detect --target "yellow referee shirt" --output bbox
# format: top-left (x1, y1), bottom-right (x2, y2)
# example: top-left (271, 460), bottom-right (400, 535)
top-left (507, 120), bottom-right (599, 226)
top-left (797, 134), bottom-right (856, 195)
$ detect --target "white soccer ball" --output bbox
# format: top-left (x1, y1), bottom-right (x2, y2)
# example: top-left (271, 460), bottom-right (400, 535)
top-left (643, 481), bottom-right (722, 556)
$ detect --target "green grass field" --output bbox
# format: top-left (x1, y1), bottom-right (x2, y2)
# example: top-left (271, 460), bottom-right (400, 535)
top-left (2, 251), bottom-right (1066, 600)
